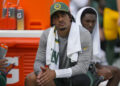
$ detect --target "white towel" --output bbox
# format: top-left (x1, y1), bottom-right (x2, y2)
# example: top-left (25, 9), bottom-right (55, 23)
top-left (67, 22), bottom-right (82, 62)
top-left (46, 26), bottom-right (59, 70)
top-left (46, 22), bottom-right (82, 70)
top-left (76, 6), bottom-right (101, 59)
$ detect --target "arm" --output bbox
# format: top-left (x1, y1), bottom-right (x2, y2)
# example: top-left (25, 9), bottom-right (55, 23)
top-left (34, 30), bottom-right (48, 75)
top-left (71, 30), bottom-right (92, 76)
top-left (117, 0), bottom-right (120, 26)
top-left (34, 29), bottom-right (56, 85)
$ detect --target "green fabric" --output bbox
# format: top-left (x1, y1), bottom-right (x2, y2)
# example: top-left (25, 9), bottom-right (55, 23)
top-left (99, 13), bottom-right (103, 27)
top-left (106, 40), bottom-right (116, 65)
top-left (87, 71), bottom-right (96, 86)
top-left (105, 0), bottom-right (117, 11)
top-left (90, 1), bottom-right (103, 27)
top-left (90, 1), bottom-right (99, 11)
top-left (50, 2), bottom-right (69, 16)
top-left (0, 72), bottom-right (6, 86)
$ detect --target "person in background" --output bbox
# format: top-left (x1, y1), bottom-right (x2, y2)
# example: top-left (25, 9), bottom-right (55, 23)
top-left (70, 0), bottom-right (106, 53)
top-left (103, 0), bottom-right (120, 65)
top-left (0, 44), bottom-right (8, 86)
top-left (25, 2), bottom-right (92, 86)
top-left (0, 44), bottom-right (14, 86)
top-left (76, 7), bottom-right (120, 86)
top-left (0, 59), bottom-right (8, 86)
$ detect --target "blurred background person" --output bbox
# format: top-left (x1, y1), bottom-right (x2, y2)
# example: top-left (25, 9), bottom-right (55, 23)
top-left (76, 7), bottom-right (120, 86)
top-left (0, 59), bottom-right (8, 86)
top-left (103, 0), bottom-right (120, 65)
top-left (70, 0), bottom-right (106, 52)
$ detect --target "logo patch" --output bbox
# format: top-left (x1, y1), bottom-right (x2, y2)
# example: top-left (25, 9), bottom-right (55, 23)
top-left (83, 47), bottom-right (88, 51)
top-left (54, 3), bottom-right (61, 10)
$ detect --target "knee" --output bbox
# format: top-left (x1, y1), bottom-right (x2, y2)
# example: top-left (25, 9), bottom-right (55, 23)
top-left (111, 67), bottom-right (120, 75)
top-left (25, 72), bottom-right (36, 86)
top-left (72, 74), bottom-right (91, 86)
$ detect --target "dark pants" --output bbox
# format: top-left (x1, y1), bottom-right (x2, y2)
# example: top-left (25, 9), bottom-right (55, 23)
top-left (54, 74), bottom-right (90, 86)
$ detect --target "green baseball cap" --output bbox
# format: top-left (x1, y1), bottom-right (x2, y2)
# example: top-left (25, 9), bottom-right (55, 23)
top-left (50, 2), bottom-right (69, 16)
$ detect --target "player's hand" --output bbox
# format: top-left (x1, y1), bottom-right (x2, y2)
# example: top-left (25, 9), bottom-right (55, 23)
top-left (0, 59), bottom-right (8, 67)
top-left (36, 71), bottom-right (43, 86)
top-left (36, 67), bottom-right (56, 86)
top-left (96, 67), bottom-right (113, 80)
top-left (0, 59), bottom-right (8, 72)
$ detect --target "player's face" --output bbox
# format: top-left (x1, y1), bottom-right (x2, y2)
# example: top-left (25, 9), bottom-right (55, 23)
top-left (81, 13), bottom-right (96, 33)
top-left (52, 11), bottom-right (71, 31)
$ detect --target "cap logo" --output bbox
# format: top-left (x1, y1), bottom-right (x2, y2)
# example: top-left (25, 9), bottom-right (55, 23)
top-left (54, 3), bottom-right (61, 10)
